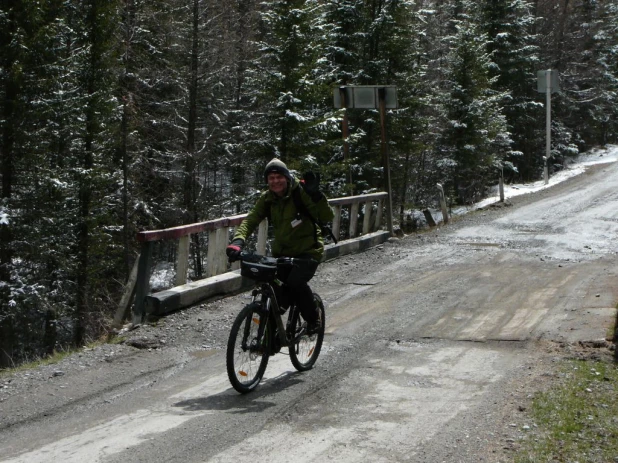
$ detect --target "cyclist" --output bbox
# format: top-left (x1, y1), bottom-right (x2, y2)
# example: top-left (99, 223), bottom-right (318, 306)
top-left (226, 158), bottom-right (334, 334)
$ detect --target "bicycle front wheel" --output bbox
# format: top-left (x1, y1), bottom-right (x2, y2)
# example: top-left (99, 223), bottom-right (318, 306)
top-left (289, 293), bottom-right (325, 371)
top-left (226, 302), bottom-right (270, 393)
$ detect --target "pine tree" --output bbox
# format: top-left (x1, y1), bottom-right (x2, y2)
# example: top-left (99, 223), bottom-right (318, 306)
top-left (366, 2), bottom-right (434, 219)
top-left (250, 0), bottom-right (327, 165)
top-left (534, 0), bottom-right (615, 163)
top-left (560, 0), bottom-right (618, 147)
top-left (117, 0), bottom-right (182, 230)
top-left (71, 0), bottom-right (121, 346)
top-left (221, 0), bottom-right (262, 212)
top-left (437, 3), bottom-right (512, 204)
top-left (0, 0), bottom-right (113, 362)
top-left (0, 0), bottom-right (36, 366)
top-left (594, 0), bottom-right (618, 144)
top-left (321, 0), bottom-right (364, 85)
top-left (479, 0), bottom-right (542, 181)
top-left (319, 0), bottom-right (429, 204)
top-left (28, 0), bottom-right (81, 356)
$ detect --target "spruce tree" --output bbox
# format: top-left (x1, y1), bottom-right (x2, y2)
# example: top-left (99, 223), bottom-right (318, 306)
top-left (559, 0), bottom-right (618, 147)
top-left (480, 0), bottom-right (542, 181)
top-left (71, 0), bottom-right (121, 346)
top-left (250, 0), bottom-right (327, 165)
top-left (437, 3), bottom-right (512, 204)
top-left (0, 0), bottom-right (39, 366)
top-left (594, 0), bottom-right (618, 144)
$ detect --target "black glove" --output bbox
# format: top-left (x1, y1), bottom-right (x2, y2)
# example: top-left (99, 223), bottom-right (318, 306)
top-left (226, 238), bottom-right (244, 262)
top-left (303, 171), bottom-right (323, 202)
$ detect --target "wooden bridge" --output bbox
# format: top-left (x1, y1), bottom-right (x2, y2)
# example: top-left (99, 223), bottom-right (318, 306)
top-left (115, 192), bottom-right (391, 325)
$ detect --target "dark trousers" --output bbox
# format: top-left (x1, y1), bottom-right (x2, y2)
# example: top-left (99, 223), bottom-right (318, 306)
top-left (275, 257), bottom-right (319, 324)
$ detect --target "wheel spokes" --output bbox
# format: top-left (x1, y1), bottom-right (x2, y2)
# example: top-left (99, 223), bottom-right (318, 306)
top-left (234, 313), bottom-right (265, 384)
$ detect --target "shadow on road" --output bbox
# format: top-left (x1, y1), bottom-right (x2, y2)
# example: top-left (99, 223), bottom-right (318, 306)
top-left (172, 371), bottom-right (304, 413)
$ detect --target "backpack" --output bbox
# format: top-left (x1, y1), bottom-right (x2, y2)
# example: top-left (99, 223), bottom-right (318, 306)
top-left (265, 183), bottom-right (338, 245)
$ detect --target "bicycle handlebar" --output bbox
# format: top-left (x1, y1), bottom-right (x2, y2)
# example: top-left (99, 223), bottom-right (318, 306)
top-left (229, 251), bottom-right (311, 267)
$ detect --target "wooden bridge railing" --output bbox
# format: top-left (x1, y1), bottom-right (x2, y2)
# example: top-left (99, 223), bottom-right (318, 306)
top-left (115, 192), bottom-right (389, 325)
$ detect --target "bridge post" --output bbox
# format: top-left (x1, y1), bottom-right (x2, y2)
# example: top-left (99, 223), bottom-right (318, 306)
top-left (257, 219), bottom-right (268, 255)
top-left (349, 203), bottom-right (359, 238)
top-left (362, 200), bottom-right (372, 235)
top-left (375, 199), bottom-right (384, 231)
top-left (206, 229), bottom-right (219, 277)
top-left (332, 205), bottom-right (342, 241)
top-left (215, 227), bottom-right (229, 274)
top-left (176, 236), bottom-right (190, 285)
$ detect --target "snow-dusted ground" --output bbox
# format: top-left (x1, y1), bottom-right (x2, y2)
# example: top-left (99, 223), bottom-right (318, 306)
top-left (449, 144), bottom-right (618, 265)
top-left (2, 146), bottom-right (618, 463)
top-left (475, 145), bottom-right (618, 209)
top-left (410, 145), bottom-right (618, 225)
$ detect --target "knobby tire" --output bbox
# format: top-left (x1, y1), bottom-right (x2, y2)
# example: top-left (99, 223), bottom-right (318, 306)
top-left (226, 302), bottom-right (270, 393)
top-left (289, 293), bottom-right (325, 371)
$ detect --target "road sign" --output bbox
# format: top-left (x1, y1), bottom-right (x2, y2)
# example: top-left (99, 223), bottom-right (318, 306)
top-left (333, 85), bottom-right (398, 109)
top-left (537, 70), bottom-right (560, 93)
top-left (332, 85), bottom-right (398, 234)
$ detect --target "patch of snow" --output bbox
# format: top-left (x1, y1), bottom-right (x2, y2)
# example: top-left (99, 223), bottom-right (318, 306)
top-left (474, 145), bottom-right (618, 210)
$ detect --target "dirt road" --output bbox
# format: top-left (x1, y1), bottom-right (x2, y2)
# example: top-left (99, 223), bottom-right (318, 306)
top-left (1, 161), bottom-right (617, 462)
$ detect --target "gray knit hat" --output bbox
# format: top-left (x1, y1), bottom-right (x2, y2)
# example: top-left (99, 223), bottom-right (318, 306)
top-left (264, 158), bottom-right (292, 183)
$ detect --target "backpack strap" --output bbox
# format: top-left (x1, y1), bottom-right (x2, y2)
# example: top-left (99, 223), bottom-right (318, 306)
top-left (291, 186), bottom-right (319, 247)
top-left (293, 185), bottom-right (338, 245)
top-left (291, 185), bottom-right (312, 221)
top-left (266, 185), bottom-right (337, 245)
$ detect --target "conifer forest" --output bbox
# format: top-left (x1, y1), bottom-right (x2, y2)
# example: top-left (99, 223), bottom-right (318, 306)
top-left (1, 0), bottom-right (617, 366)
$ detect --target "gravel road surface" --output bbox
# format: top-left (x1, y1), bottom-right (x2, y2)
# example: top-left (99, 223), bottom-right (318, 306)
top-left (1, 161), bottom-right (617, 463)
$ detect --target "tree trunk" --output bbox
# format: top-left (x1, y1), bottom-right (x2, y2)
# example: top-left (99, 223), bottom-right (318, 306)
top-left (43, 309), bottom-right (57, 356)
top-left (75, 0), bottom-right (101, 346)
top-left (554, 0), bottom-right (571, 69)
top-left (184, 0), bottom-right (199, 223)
top-left (399, 152), bottom-right (411, 224)
top-left (0, 3), bottom-right (18, 368)
top-left (75, 155), bottom-right (93, 346)
top-left (120, 0), bottom-right (136, 280)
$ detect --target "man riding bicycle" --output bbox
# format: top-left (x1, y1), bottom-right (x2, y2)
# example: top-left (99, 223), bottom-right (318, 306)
top-left (226, 158), bottom-right (334, 334)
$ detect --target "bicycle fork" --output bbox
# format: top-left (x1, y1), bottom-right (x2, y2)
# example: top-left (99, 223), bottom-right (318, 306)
top-left (241, 302), bottom-right (267, 354)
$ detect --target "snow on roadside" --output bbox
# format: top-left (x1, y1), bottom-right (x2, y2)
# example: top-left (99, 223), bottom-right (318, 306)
top-left (473, 145), bottom-right (618, 210)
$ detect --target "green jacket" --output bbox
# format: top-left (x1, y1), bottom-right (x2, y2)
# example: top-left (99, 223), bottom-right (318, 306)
top-left (234, 177), bottom-right (335, 261)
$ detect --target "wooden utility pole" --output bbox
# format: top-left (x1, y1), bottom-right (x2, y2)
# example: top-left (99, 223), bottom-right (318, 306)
top-left (334, 85), bottom-right (397, 235)
top-left (378, 88), bottom-right (394, 235)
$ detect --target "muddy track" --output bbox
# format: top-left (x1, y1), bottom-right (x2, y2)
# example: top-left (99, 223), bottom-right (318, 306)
top-left (1, 161), bottom-right (617, 463)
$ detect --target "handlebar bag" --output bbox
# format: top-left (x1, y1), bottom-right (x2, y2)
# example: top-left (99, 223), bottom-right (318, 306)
top-left (240, 259), bottom-right (277, 282)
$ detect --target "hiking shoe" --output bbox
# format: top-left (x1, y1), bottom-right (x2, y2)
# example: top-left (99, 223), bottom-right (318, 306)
top-left (306, 322), bottom-right (320, 336)
top-left (306, 311), bottom-right (322, 336)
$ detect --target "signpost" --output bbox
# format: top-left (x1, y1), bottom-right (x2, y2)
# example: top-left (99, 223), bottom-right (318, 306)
top-left (333, 85), bottom-right (397, 235)
top-left (537, 70), bottom-right (560, 184)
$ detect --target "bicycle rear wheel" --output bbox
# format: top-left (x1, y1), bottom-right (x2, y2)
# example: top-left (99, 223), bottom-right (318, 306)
top-left (289, 293), bottom-right (325, 371)
top-left (226, 302), bottom-right (270, 393)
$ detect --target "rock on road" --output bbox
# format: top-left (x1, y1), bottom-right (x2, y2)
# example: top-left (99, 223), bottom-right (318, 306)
top-left (1, 161), bottom-right (617, 463)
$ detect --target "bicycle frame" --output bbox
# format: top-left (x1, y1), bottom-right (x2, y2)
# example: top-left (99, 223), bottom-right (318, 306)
top-left (226, 252), bottom-right (325, 393)
top-left (250, 282), bottom-right (296, 352)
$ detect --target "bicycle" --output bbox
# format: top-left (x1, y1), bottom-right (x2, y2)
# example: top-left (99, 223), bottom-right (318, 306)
top-left (225, 252), bottom-right (326, 394)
